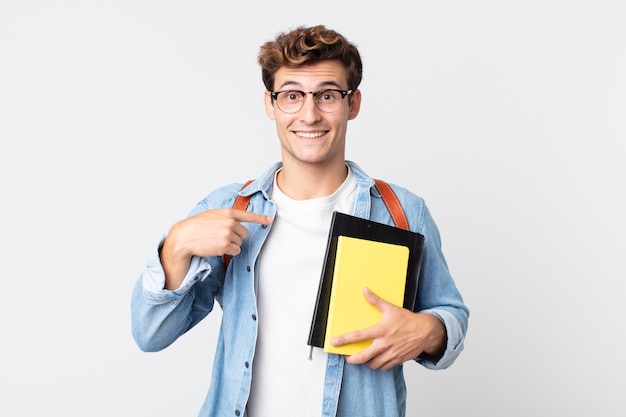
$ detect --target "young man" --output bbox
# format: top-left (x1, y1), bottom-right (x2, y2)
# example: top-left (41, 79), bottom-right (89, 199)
top-left (131, 25), bottom-right (469, 417)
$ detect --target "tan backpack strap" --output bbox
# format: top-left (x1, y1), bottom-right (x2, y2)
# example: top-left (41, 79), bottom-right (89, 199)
top-left (231, 179), bottom-right (254, 211)
top-left (374, 179), bottom-right (410, 231)
top-left (224, 180), bottom-right (254, 269)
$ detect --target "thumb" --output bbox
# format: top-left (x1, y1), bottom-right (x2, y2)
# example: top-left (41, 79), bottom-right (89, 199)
top-left (363, 287), bottom-right (391, 312)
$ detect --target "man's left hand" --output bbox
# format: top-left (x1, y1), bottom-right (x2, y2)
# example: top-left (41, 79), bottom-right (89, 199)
top-left (331, 287), bottom-right (447, 371)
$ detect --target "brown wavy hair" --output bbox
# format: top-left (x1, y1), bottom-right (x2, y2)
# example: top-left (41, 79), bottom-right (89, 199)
top-left (257, 25), bottom-right (363, 92)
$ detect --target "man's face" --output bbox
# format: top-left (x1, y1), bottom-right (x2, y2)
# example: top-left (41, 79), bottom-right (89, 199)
top-left (264, 60), bottom-right (361, 169)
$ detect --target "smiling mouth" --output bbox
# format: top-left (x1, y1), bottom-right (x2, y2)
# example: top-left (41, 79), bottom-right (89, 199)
top-left (295, 131), bottom-right (326, 139)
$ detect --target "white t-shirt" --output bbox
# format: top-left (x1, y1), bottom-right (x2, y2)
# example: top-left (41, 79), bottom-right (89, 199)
top-left (246, 167), bottom-right (357, 417)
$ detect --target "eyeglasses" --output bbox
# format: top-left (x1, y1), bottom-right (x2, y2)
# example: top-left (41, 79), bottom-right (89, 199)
top-left (270, 89), bottom-right (353, 114)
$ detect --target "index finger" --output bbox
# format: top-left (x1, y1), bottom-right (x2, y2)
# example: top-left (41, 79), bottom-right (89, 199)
top-left (231, 209), bottom-right (273, 225)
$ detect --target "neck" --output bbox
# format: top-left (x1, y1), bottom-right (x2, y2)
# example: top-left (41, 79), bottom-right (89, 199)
top-left (277, 161), bottom-right (348, 200)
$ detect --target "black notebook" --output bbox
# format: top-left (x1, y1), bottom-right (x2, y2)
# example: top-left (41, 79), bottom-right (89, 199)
top-left (307, 211), bottom-right (425, 351)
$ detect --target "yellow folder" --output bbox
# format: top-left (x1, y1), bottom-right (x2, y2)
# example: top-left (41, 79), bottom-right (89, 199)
top-left (323, 235), bottom-right (410, 355)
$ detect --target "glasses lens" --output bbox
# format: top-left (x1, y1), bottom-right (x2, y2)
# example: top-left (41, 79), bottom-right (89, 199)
top-left (276, 91), bottom-right (305, 113)
top-left (314, 90), bottom-right (343, 112)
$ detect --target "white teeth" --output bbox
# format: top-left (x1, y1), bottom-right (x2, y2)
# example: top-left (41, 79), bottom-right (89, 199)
top-left (296, 131), bottom-right (325, 139)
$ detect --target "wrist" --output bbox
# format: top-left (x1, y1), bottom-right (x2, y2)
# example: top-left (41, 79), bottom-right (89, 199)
top-left (420, 313), bottom-right (447, 357)
top-left (160, 227), bottom-right (193, 290)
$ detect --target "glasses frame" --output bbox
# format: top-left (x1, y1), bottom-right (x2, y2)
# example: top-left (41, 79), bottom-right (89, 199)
top-left (269, 89), bottom-right (353, 113)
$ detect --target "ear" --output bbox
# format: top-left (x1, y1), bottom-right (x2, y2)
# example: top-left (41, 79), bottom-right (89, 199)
top-left (347, 89), bottom-right (361, 120)
top-left (264, 91), bottom-right (277, 120)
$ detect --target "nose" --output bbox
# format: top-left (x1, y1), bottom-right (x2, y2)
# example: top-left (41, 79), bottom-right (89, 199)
top-left (299, 92), bottom-right (322, 121)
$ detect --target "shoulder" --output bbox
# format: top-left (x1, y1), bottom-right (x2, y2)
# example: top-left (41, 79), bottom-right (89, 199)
top-left (190, 162), bottom-right (281, 215)
top-left (378, 181), bottom-right (426, 209)
top-left (375, 181), bottom-right (429, 232)
top-left (188, 182), bottom-right (250, 216)
top-left (348, 161), bottom-right (426, 208)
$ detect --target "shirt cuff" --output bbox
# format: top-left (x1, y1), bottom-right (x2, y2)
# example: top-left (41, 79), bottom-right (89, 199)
top-left (141, 237), bottom-right (212, 304)
top-left (416, 308), bottom-right (465, 370)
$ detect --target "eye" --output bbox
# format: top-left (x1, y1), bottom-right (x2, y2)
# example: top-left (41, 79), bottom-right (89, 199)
top-left (282, 91), bottom-right (303, 102)
top-left (317, 90), bottom-right (338, 102)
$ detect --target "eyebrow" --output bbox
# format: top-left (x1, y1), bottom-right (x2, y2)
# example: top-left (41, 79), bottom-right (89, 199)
top-left (275, 80), bottom-right (344, 91)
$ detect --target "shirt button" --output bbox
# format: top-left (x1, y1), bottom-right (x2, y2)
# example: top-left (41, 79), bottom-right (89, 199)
top-left (251, 314), bottom-right (257, 321)
top-left (235, 410), bottom-right (241, 416)
top-left (246, 265), bottom-right (251, 272)
top-left (245, 361), bottom-right (249, 368)
top-left (262, 224), bottom-right (268, 229)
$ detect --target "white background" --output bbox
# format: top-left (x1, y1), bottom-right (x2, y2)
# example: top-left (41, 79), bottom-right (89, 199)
top-left (1, 1), bottom-right (625, 416)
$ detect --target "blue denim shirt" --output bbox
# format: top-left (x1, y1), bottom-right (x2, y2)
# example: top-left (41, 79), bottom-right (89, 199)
top-left (131, 161), bottom-right (469, 417)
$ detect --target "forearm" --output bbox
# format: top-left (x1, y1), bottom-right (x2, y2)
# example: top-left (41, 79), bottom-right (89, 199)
top-left (160, 234), bottom-right (192, 290)
top-left (131, 238), bottom-right (219, 352)
top-left (131, 277), bottom-right (193, 351)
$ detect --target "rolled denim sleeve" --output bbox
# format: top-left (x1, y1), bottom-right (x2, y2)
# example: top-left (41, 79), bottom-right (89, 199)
top-left (140, 237), bottom-right (213, 303)
top-left (416, 308), bottom-right (467, 369)
top-left (131, 237), bottom-right (217, 352)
